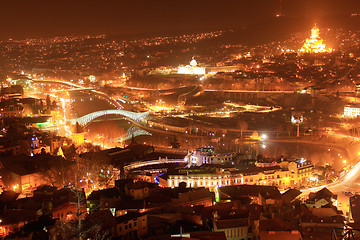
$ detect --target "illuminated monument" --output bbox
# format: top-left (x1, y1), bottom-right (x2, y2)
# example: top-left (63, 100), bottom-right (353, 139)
top-left (177, 58), bottom-right (206, 75)
top-left (300, 24), bottom-right (333, 53)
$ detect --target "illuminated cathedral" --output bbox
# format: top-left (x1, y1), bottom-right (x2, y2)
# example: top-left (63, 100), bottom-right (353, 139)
top-left (300, 24), bottom-right (333, 53)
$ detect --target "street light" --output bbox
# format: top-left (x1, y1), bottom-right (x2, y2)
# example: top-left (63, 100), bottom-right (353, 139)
top-left (261, 134), bottom-right (267, 141)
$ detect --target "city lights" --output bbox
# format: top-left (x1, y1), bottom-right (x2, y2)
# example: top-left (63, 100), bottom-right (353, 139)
top-left (0, 2), bottom-right (359, 239)
top-left (300, 24), bottom-right (333, 53)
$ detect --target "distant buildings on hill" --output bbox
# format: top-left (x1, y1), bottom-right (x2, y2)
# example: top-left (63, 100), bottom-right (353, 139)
top-left (149, 58), bottom-right (239, 76)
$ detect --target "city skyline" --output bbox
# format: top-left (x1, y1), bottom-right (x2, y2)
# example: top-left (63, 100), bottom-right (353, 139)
top-left (1, 1), bottom-right (360, 239)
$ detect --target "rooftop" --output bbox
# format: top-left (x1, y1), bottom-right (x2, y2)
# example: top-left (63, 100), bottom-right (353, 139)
top-left (214, 218), bottom-right (248, 229)
top-left (259, 230), bottom-right (303, 240)
top-left (115, 211), bottom-right (146, 224)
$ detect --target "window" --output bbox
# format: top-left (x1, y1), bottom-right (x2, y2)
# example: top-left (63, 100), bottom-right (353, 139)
top-left (129, 223), bottom-right (132, 228)
top-left (119, 226), bottom-right (122, 232)
top-left (125, 225), bottom-right (128, 230)
top-left (134, 221), bottom-right (137, 227)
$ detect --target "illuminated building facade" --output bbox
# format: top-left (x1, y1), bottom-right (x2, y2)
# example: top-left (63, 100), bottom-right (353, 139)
top-left (167, 158), bottom-right (314, 190)
top-left (300, 24), bottom-right (332, 53)
top-left (355, 82), bottom-right (360, 95)
top-left (344, 105), bottom-right (360, 118)
top-left (0, 103), bottom-right (23, 118)
top-left (246, 159), bottom-right (313, 187)
top-left (288, 159), bottom-right (314, 184)
top-left (242, 168), bottom-right (290, 187)
top-left (168, 169), bottom-right (242, 190)
top-left (150, 58), bottom-right (238, 76)
top-left (189, 147), bottom-right (234, 166)
top-left (71, 132), bottom-right (85, 145)
top-left (177, 58), bottom-right (206, 75)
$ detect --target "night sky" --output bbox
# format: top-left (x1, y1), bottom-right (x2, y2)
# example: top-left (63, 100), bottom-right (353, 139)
top-left (0, 0), bottom-right (359, 40)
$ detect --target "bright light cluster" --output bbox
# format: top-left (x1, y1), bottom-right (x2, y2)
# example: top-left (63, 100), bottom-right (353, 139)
top-left (177, 58), bottom-right (206, 75)
top-left (344, 105), bottom-right (360, 118)
top-left (300, 24), bottom-right (333, 53)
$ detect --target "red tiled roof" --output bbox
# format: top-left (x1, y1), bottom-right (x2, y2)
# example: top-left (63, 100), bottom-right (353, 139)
top-left (259, 230), bottom-right (303, 240)
top-left (190, 231), bottom-right (227, 240)
top-left (215, 218), bottom-right (248, 229)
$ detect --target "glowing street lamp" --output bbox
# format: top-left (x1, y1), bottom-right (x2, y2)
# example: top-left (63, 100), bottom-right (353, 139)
top-left (291, 115), bottom-right (303, 137)
top-left (261, 134), bottom-right (267, 141)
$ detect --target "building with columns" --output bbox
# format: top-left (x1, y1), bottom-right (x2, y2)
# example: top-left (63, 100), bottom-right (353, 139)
top-left (166, 158), bottom-right (314, 190)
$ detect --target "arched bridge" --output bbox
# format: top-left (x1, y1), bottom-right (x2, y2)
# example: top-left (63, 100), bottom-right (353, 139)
top-left (67, 109), bottom-right (150, 126)
top-left (124, 157), bottom-right (187, 171)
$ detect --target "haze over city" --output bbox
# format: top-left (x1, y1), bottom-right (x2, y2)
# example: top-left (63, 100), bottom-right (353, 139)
top-left (0, 0), bottom-right (359, 39)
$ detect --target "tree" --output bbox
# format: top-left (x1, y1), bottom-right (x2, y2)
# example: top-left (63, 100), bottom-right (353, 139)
top-left (52, 100), bottom-right (57, 110)
top-left (170, 135), bottom-right (181, 148)
top-left (55, 188), bottom-right (87, 240)
top-left (46, 95), bottom-right (51, 111)
top-left (276, 124), bottom-right (283, 138)
top-left (286, 124), bottom-right (293, 137)
top-left (87, 120), bottom-right (126, 147)
top-left (236, 120), bottom-right (248, 139)
top-left (39, 159), bottom-right (74, 188)
top-left (83, 210), bottom-right (116, 240)
top-left (186, 120), bottom-right (194, 134)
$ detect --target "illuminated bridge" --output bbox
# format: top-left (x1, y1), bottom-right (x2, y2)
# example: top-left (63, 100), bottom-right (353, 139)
top-left (112, 126), bottom-right (152, 143)
top-left (124, 157), bottom-right (187, 171)
top-left (67, 109), bottom-right (150, 126)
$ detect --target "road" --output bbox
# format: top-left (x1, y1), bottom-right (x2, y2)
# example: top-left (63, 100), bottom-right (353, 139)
top-left (300, 156), bottom-right (360, 196)
top-left (123, 85), bottom-right (294, 94)
top-left (31, 78), bottom-right (126, 109)
top-left (299, 153), bottom-right (360, 217)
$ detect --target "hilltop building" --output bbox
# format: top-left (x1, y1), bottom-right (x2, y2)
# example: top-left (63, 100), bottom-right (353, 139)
top-left (300, 24), bottom-right (333, 54)
top-left (177, 58), bottom-right (206, 75)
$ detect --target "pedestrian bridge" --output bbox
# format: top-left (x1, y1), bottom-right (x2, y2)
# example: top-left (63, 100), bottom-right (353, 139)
top-left (124, 157), bottom-right (187, 171)
top-left (67, 109), bottom-right (150, 126)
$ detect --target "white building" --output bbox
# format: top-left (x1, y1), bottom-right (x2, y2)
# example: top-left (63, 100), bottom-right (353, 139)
top-left (213, 218), bottom-right (249, 240)
top-left (168, 169), bottom-right (242, 190)
top-left (344, 105), bottom-right (360, 118)
top-left (177, 58), bottom-right (206, 75)
top-left (189, 147), bottom-right (234, 166)
top-left (167, 158), bottom-right (313, 190)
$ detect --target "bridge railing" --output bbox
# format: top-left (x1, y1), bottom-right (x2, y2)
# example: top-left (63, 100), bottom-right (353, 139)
top-left (67, 110), bottom-right (150, 126)
top-left (331, 228), bottom-right (360, 240)
top-left (124, 158), bottom-right (186, 171)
